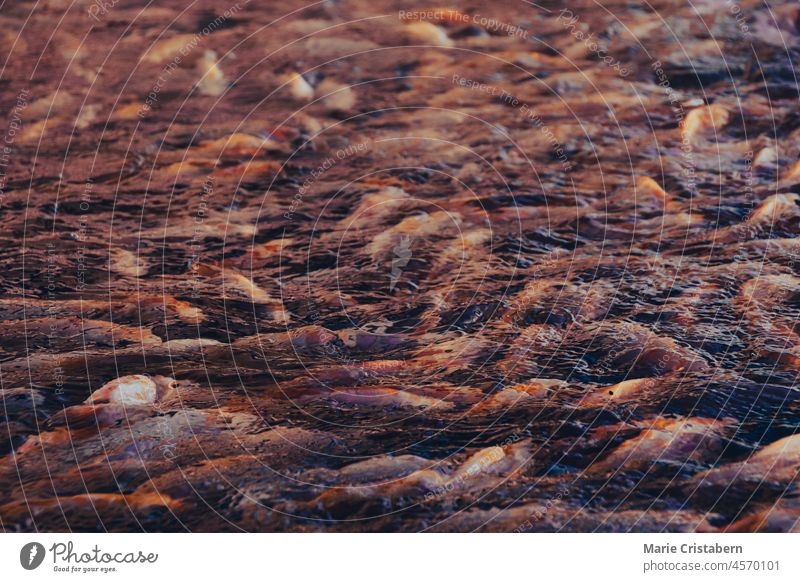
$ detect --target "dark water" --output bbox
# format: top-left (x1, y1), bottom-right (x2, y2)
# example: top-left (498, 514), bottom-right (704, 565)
top-left (1, 0), bottom-right (799, 531)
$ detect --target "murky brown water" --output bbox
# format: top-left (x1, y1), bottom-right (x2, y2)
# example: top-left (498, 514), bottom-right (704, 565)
top-left (1, 0), bottom-right (800, 532)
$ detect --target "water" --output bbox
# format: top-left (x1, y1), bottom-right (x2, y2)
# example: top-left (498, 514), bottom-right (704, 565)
top-left (1, 0), bottom-right (799, 532)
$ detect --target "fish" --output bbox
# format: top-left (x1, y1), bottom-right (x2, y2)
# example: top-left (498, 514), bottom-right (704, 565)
top-left (590, 417), bottom-right (730, 473)
top-left (692, 433), bottom-right (800, 489)
top-left (3, 0), bottom-right (799, 533)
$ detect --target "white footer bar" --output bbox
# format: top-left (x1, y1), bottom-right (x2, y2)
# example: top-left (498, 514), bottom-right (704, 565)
top-left (1, 533), bottom-right (797, 582)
